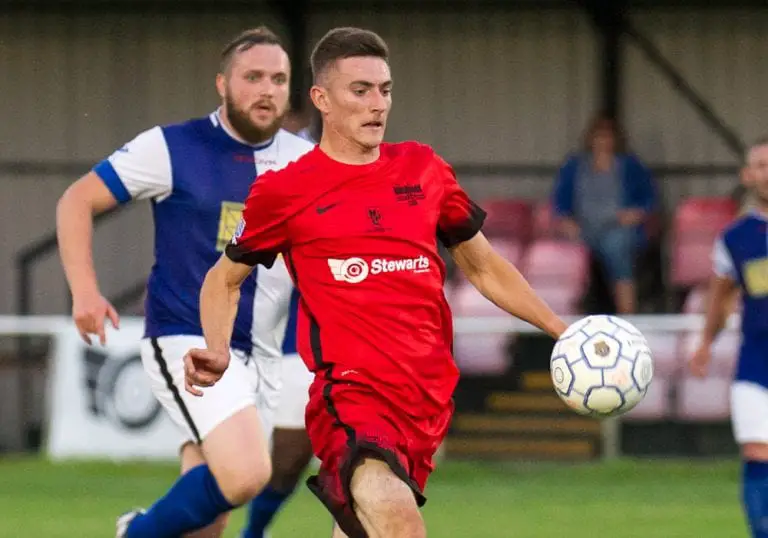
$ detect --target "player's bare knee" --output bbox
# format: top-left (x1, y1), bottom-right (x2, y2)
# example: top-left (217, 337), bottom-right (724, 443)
top-left (214, 456), bottom-right (272, 506)
top-left (743, 442), bottom-right (768, 461)
top-left (203, 406), bottom-right (273, 504)
top-left (180, 442), bottom-right (206, 473)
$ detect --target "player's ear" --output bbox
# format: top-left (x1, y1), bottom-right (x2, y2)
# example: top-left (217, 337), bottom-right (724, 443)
top-left (310, 85), bottom-right (330, 114)
top-left (215, 73), bottom-right (227, 101)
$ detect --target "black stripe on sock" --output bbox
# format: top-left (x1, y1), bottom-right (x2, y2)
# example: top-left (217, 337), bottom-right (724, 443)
top-left (150, 337), bottom-right (202, 444)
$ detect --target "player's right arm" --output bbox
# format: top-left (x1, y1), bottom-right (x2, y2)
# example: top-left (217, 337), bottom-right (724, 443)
top-left (57, 173), bottom-right (121, 344)
top-left (184, 171), bottom-right (291, 396)
top-left (689, 237), bottom-right (739, 377)
top-left (56, 126), bottom-right (172, 344)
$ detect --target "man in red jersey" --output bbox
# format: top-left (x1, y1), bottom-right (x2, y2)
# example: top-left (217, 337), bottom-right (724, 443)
top-left (184, 27), bottom-right (567, 538)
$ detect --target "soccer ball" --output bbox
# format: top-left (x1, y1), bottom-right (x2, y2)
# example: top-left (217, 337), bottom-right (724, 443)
top-left (550, 315), bottom-right (654, 417)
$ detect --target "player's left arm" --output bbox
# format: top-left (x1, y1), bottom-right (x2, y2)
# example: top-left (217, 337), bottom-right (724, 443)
top-left (434, 154), bottom-right (566, 339)
top-left (450, 233), bottom-right (566, 340)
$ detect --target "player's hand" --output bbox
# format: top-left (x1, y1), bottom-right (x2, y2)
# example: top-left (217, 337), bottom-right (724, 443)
top-left (688, 344), bottom-right (711, 378)
top-left (183, 348), bottom-right (230, 397)
top-left (72, 291), bottom-right (120, 345)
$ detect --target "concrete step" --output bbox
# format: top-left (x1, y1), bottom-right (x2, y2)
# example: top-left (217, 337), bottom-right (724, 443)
top-left (445, 436), bottom-right (595, 460)
top-left (520, 371), bottom-right (554, 392)
top-left (486, 391), bottom-right (570, 414)
top-left (452, 413), bottom-right (600, 436)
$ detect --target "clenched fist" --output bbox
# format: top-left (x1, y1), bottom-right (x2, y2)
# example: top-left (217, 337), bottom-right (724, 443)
top-left (184, 348), bottom-right (231, 396)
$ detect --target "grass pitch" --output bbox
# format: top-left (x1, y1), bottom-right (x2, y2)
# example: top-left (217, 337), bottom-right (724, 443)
top-left (0, 457), bottom-right (746, 537)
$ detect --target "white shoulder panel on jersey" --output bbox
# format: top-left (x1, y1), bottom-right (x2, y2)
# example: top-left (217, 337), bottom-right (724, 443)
top-left (102, 126), bottom-right (173, 202)
top-left (712, 236), bottom-right (736, 279)
top-left (251, 255), bottom-right (295, 359)
top-left (269, 129), bottom-right (315, 167)
top-left (248, 130), bottom-right (312, 359)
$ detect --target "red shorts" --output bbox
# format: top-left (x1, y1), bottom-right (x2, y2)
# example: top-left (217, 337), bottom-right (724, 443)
top-left (304, 374), bottom-right (453, 538)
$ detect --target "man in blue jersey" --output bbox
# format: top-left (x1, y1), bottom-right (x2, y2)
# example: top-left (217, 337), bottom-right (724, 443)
top-left (690, 136), bottom-right (768, 538)
top-left (56, 27), bottom-right (313, 538)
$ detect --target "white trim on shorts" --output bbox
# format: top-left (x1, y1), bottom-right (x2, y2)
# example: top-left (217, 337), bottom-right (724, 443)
top-left (731, 381), bottom-right (768, 444)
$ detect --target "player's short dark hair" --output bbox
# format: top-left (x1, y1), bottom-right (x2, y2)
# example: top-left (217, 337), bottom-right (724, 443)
top-left (310, 27), bottom-right (389, 82)
top-left (220, 26), bottom-right (283, 74)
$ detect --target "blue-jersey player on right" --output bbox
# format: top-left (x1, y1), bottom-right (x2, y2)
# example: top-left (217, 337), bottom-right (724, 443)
top-left (690, 136), bottom-right (768, 538)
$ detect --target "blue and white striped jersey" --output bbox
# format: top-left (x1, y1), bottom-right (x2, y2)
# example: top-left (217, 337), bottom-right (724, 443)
top-left (713, 211), bottom-right (768, 387)
top-left (93, 110), bottom-right (312, 355)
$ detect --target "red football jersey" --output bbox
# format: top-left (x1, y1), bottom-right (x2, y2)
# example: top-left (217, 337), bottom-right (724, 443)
top-left (226, 142), bottom-right (485, 417)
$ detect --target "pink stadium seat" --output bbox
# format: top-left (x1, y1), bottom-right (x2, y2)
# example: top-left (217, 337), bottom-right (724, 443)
top-left (453, 333), bottom-right (511, 375)
top-left (522, 239), bottom-right (589, 287)
top-left (480, 198), bottom-right (533, 241)
top-left (642, 331), bottom-right (680, 377)
top-left (529, 285), bottom-right (582, 316)
top-left (449, 278), bottom-right (513, 375)
top-left (520, 239), bottom-right (589, 315)
top-left (675, 376), bottom-right (731, 421)
top-left (671, 197), bottom-right (738, 287)
top-left (679, 331), bottom-right (740, 378)
top-left (532, 202), bottom-right (555, 238)
top-left (449, 279), bottom-right (507, 317)
top-left (623, 376), bottom-right (671, 421)
top-left (675, 197), bottom-right (737, 235)
top-left (670, 242), bottom-right (717, 288)
top-left (489, 238), bottom-right (524, 267)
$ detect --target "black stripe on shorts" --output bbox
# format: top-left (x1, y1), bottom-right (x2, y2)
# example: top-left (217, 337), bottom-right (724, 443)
top-left (150, 337), bottom-right (202, 444)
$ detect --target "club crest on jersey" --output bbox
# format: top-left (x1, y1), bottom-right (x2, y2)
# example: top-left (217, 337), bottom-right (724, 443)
top-left (368, 208), bottom-right (382, 227)
top-left (393, 184), bottom-right (425, 206)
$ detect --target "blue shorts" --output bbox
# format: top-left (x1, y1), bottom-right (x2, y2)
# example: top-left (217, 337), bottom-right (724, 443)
top-left (585, 226), bottom-right (637, 282)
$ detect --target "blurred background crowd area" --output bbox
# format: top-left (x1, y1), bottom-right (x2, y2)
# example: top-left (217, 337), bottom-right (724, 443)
top-left (4, 0), bottom-right (764, 320)
top-left (1, 0), bottom-right (766, 454)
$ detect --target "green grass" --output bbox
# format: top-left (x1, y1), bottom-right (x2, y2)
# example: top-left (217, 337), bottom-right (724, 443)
top-left (0, 457), bottom-right (747, 537)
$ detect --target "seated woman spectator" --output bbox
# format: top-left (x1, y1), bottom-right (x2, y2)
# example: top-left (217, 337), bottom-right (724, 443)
top-left (552, 113), bottom-right (657, 314)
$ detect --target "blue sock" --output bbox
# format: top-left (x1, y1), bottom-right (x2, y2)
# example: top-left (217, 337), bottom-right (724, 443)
top-left (242, 485), bottom-right (293, 538)
top-left (126, 464), bottom-right (235, 538)
top-left (743, 460), bottom-right (768, 538)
